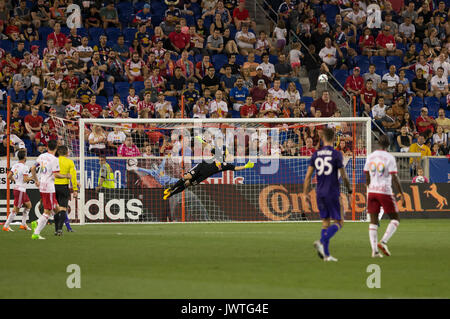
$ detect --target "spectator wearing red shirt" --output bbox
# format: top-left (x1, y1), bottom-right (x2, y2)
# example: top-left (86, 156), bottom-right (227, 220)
top-left (47, 23), bottom-right (67, 49)
top-left (137, 92), bottom-right (155, 118)
top-left (360, 79), bottom-right (377, 113)
top-left (310, 91), bottom-right (337, 117)
top-left (195, 55), bottom-right (213, 81)
top-left (34, 122), bottom-right (57, 146)
top-left (63, 67), bottom-right (80, 91)
top-left (250, 79), bottom-right (268, 106)
top-left (117, 136), bottom-right (142, 157)
top-left (416, 107), bottom-right (437, 136)
top-left (359, 28), bottom-right (376, 56)
top-left (84, 95), bottom-right (103, 118)
top-left (376, 25), bottom-right (402, 57)
top-left (24, 106), bottom-right (43, 140)
top-left (299, 137), bottom-right (316, 156)
top-left (232, 0), bottom-right (254, 30)
top-left (240, 96), bottom-right (258, 118)
top-left (344, 67), bottom-right (364, 97)
top-left (169, 24), bottom-right (190, 53)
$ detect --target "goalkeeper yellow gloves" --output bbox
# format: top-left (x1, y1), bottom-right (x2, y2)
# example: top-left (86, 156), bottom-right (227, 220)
top-left (244, 161), bottom-right (254, 169)
top-left (195, 135), bottom-right (205, 144)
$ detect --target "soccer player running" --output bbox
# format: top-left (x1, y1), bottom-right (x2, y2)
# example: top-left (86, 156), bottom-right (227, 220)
top-left (163, 135), bottom-right (254, 200)
top-left (54, 145), bottom-right (78, 235)
top-left (3, 150), bottom-right (33, 232)
top-left (364, 135), bottom-right (405, 258)
top-left (30, 140), bottom-right (71, 240)
top-left (303, 128), bottom-right (352, 262)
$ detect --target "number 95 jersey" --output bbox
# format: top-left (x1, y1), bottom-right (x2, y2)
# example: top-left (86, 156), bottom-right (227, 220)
top-left (309, 145), bottom-right (344, 198)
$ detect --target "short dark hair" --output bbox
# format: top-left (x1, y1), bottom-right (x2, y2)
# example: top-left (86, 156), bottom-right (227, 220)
top-left (378, 135), bottom-right (390, 149)
top-left (57, 145), bottom-right (68, 156)
top-left (322, 127), bottom-right (335, 142)
top-left (47, 139), bottom-right (58, 151)
top-left (17, 149), bottom-right (27, 160)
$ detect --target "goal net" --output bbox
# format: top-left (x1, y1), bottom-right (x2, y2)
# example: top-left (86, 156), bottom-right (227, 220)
top-left (67, 118), bottom-right (371, 224)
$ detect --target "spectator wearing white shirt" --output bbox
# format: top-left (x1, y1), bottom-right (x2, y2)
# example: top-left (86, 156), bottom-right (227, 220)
top-left (209, 90), bottom-right (229, 118)
top-left (259, 93), bottom-right (280, 118)
top-left (76, 36), bottom-right (93, 63)
top-left (259, 53), bottom-right (275, 81)
top-left (268, 79), bottom-right (287, 104)
top-left (382, 65), bottom-right (399, 93)
top-left (235, 24), bottom-right (256, 56)
top-left (344, 2), bottom-right (366, 30)
top-left (372, 96), bottom-right (387, 132)
top-left (430, 67), bottom-right (449, 98)
top-left (154, 92), bottom-right (174, 118)
top-left (319, 37), bottom-right (342, 70)
top-left (433, 53), bottom-right (450, 79)
top-left (107, 126), bottom-right (127, 154)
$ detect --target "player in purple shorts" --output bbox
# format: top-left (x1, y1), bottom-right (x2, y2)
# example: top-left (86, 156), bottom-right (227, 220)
top-left (303, 128), bottom-right (352, 262)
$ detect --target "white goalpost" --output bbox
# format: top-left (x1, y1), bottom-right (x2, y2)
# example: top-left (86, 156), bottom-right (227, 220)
top-left (67, 117), bottom-right (372, 225)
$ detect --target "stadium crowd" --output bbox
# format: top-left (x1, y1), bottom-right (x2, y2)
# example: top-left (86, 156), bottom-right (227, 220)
top-left (0, 0), bottom-right (448, 162)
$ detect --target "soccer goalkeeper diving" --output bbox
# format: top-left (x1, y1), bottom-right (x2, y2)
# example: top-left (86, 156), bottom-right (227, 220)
top-left (163, 135), bottom-right (254, 200)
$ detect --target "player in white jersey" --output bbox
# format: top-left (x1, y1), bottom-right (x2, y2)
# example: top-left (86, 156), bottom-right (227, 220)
top-left (30, 140), bottom-right (71, 240)
top-left (363, 135), bottom-right (405, 258)
top-left (3, 150), bottom-right (32, 232)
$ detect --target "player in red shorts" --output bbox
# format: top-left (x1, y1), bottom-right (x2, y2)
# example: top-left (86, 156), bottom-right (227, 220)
top-left (30, 140), bottom-right (71, 240)
top-left (364, 135), bottom-right (405, 258)
top-left (3, 150), bottom-right (33, 232)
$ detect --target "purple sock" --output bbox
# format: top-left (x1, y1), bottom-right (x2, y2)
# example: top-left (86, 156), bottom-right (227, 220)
top-left (323, 224), bottom-right (340, 256)
top-left (320, 229), bottom-right (327, 244)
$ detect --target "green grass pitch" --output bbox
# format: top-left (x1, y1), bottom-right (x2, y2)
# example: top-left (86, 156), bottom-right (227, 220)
top-left (1, 219), bottom-right (449, 298)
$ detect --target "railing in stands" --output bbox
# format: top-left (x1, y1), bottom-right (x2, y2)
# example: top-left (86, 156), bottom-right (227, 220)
top-left (253, 0), bottom-right (353, 114)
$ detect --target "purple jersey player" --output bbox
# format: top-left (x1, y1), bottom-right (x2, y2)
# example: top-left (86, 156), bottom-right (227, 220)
top-left (303, 128), bottom-right (352, 262)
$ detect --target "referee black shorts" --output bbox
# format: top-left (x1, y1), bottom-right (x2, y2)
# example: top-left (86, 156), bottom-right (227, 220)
top-left (55, 184), bottom-right (70, 208)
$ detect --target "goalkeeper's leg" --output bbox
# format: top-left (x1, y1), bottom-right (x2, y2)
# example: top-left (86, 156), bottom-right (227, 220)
top-left (164, 172), bottom-right (195, 200)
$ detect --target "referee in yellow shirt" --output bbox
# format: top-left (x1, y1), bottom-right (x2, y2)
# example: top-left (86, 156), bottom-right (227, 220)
top-left (54, 145), bottom-right (78, 236)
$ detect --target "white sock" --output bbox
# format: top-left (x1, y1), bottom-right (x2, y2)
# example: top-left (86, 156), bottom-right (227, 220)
top-left (4, 212), bottom-right (16, 228)
top-left (381, 220), bottom-right (400, 244)
top-left (22, 209), bottom-right (30, 225)
top-left (34, 214), bottom-right (49, 235)
top-left (369, 224), bottom-right (378, 253)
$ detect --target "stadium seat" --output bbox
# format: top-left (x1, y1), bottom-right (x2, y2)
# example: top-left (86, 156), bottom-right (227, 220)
top-left (166, 96), bottom-right (178, 108)
top-left (38, 26), bottom-right (53, 41)
top-left (104, 82), bottom-right (114, 97)
top-left (89, 27), bottom-right (105, 40)
top-left (60, 27), bottom-right (70, 36)
top-left (235, 54), bottom-right (246, 66)
top-left (269, 55), bottom-right (278, 65)
top-left (194, 54), bottom-right (203, 63)
top-left (96, 96), bottom-right (107, 107)
top-left (301, 96), bottom-right (314, 114)
top-left (133, 81), bottom-right (145, 93)
top-left (424, 97), bottom-right (440, 116)
top-left (123, 28), bottom-right (137, 43)
top-left (106, 28), bottom-right (122, 42)
top-left (231, 110), bottom-right (241, 118)
top-left (439, 96), bottom-right (447, 108)
top-left (410, 109), bottom-right (421, 122)
top-left (404, 69), bottom-right (415, 83)
top-left (332, 69), bottom-right (348, 90)
top-left (254, 55), bottom-right (262, 63)
top-left (353, 55), bottom-right (369, 69)
top-left (410, 96), bottom-right (424, 110)
top-left (295, 82), bottom-right (303, 96)
top-left (386, 56), bottom-right (402, 70)
top-left (0, 39), bottom-right (13, 53)
top-left (211, 54), bottom-right (228, 72)
top-left (134, 2), bottom-right (146, 12)
top-left (375, 68), bottom-right (387, 77)
top-left (322, 4), bottom-right (339, 25)
top-left (115, 82), bottom-right (130, 92)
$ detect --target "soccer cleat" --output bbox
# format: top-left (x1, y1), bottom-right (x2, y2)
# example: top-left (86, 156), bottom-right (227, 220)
top-left (372, 251), bottom-right (384, 258)
top-left (31, 234), bottom-right (45, 240)
top-left (164, 187), bottom-right (171, 195)
top-left (2, 227), bottom-right (14, 232)
top-left (67, 229), bottom-right (75, 232)
top-left (31, 221), bottom-right (37, 231)
top-left (20, 225), bottom-right (31, 231)
top-left (324, 255), bottom-right (338, 262)
top-left (377, 242), bottom-right (391, 256)
top-left (55, 230), bottom-right (63, 236)
top-left (313, 240), bottom-right (325, 259)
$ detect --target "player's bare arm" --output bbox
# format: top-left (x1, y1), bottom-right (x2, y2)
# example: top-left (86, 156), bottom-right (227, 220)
top-left (392, 173), bottom-right (405, 204)
top-left (302, 165), bottom-right (314, 196)
top-left (30, 165), bottom-right (39, 187)
top-left (7, 171), bottom-right (15, 184)
top-left (54, 172), bottom-right (71, 179)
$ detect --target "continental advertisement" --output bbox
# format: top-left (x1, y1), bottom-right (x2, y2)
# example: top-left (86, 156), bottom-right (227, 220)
top-left (1, 182), bottom-right (449, 223)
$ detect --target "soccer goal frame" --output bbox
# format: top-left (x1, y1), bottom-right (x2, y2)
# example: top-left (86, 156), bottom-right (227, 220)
top-left (77, 117), bottom-right (372, 225)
